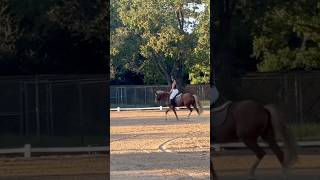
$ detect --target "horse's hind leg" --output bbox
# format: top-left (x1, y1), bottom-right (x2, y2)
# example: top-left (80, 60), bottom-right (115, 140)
top-left (242, 138), bottom-right (266, 180)
top-left (192, 102), bottom-right (200, 116)
top-left (262, 131), bottom-right (287, 179)
top-left (186, 105), bottom-right (193, 119)
top-left (262, 131), bottom-right (284, 165)
top-left (210, 159), bottom-right (218, 180)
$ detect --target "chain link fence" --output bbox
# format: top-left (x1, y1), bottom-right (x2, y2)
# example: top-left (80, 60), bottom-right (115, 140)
top-left (110, 84), bottom-right (210, 108)
top-left (217, 72), bottom-right (320, 123)
top-left (0, 75), bottom-right (108, 148)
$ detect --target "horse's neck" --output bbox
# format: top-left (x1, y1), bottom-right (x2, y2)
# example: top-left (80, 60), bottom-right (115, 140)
top-left (163, 93), bottom-right (170, 98)
top-left (162, 93), bottom-right (170, 99)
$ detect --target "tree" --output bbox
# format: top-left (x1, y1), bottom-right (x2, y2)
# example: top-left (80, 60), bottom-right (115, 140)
top-left (0, 0), bottom-right (21, 57)
top-left (47, 0), bottom-right (107, 43)
top-left (45, 0), bottom-right (108, 74)
top-left (252, 0), bottom-right (320, 72)
top-left (189, 0), bottom-right (209, 84)
top-left (112, 0), bottom-right (204, 90)
top-left (110, 0), bottom-right (144, 83)
top-left (0, 0), bottom-right (107, 75)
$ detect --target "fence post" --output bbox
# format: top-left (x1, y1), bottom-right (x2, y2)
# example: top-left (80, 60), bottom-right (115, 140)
top-left (78, 80), bottom-right (83, 130)
top-left (298, 73), bottom-right (304, 122)
top-left (49, 83), bottom-right (53, 136)
top-left (24, 144), bottom-right (31, 158)
top-left (294, 73), bottom-right (300, 123)
top-left (145, 87), bottom-right (147, 105)
top-left (160, 106), bottom-right (163, 111)
top-left (214, 144), bottom-right (221, 152)
top-left (117, 107), bottom-right (120, 112)
top-left (134, 88), bottom-right (137, 107)
top-left (19, 81), bottom-right (24, 136)
top-left (35, 76), bottom-right (40, 137)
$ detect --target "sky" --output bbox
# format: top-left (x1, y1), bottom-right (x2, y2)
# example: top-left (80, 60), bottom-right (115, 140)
top-left (184, 3), bottom-right (206, 33)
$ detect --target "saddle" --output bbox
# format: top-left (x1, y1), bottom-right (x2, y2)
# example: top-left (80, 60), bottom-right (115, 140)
top-left (212, 101), bottom-right (232, 127)
top-left (172, 93), bottom-right (182, 106)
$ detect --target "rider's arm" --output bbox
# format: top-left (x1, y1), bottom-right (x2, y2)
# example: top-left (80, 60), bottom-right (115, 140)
top-left (171, 79), bottom-right (176, 89)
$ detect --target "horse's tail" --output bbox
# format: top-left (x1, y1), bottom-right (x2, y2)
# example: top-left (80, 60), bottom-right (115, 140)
top-left (264, 104), bottom-right (298, 167)
top-left (193, 95), bottom-right (203, 114)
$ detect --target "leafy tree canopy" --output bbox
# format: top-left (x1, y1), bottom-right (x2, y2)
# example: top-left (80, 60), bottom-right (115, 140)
top-left (253, 0), bottom-right (320, 72)
top-left (111, 0), bottom-right (209, 87)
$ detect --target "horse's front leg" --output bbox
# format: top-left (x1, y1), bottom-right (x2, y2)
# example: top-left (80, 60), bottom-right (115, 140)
top-left (211, 159), bottom-right (218, 180)
top-left (165, 108), bottom-right (171, 120)
top-left (172, 107), bottom-right (179, 120)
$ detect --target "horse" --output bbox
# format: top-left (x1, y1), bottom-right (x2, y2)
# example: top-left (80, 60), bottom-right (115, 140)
top-left (154, 90), bottom-right (203, 120)
top-left (210, 100), bottom-right (298, 180)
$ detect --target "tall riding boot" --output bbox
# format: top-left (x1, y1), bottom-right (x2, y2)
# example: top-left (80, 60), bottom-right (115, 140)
top-left (170, 99), bottom-right (176, 106)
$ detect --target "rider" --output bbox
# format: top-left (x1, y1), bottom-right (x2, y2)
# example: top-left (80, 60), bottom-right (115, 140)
top-left (169, 75), bottom-right (179, 106)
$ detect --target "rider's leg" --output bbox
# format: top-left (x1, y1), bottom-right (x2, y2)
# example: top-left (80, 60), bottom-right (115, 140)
top-left (170, 89), bottom-right (179, 106)
top-left (170, 99), bottom-right (176, 106)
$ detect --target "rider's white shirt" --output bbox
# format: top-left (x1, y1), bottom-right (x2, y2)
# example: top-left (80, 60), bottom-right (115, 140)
top-left (170, 89), bottom-right (179, 99)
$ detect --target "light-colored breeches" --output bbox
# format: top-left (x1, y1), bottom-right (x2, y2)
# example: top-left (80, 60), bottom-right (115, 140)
top-left (170, 89), bottom-right (179, 99)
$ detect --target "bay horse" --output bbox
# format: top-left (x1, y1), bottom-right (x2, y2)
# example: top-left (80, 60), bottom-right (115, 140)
top-left (211, 100), bottom-right (298, 180)
top-left (154, 90), bottom-right (203, 120)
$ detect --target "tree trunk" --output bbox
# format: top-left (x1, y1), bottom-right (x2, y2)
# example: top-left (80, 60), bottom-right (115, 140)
top-left (213, 0), bottom-right (240, 99)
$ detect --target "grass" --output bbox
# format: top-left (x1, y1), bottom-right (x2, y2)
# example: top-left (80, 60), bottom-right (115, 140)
top-left (290, 123), bottom-right (320, 141)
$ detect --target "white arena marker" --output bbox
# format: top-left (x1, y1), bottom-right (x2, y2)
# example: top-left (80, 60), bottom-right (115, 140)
top-left (160, 106), bottom-right (163, 111)
top-left (24, 144), bottom-right (31, 158)
top-left (117, 107), bottom-right (120, 112)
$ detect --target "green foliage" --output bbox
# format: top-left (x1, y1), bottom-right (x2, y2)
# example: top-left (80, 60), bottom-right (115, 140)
top-left (253, 1), bottom-right (320, 72)
top-left (0, 0), bottom-right (21, 56)
top-left (47, 0), bottom-right (108, 42)
top-left (189, 0), bottom-right (209, 84)
top-left (111, 0), bottom-right (209, 85)
top-left (290, 123), bottom-right (320, 140)
top-left (0, 0), bottom-right (107, 75)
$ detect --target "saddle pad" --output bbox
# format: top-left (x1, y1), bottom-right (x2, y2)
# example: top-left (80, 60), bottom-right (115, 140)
top-left (212, 101), bottom-right (232, 127)
top-left (175, 93), bottom-right (182, 104)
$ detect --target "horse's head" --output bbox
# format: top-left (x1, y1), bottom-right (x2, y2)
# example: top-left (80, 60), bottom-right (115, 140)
top-left (154, 90), bottom-right (166, 103)
top-left (154, 91), bottom-right (160, 103)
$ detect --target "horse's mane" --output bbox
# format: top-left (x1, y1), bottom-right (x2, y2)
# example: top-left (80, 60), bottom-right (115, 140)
top-left (156, 90), bottom-right (169, 94)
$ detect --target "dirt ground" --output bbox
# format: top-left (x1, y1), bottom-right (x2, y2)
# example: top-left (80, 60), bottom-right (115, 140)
top-left (111, 110), bottom-right (320, 180)
top-left (0, 154), bottom-right (108, 180)
top-left (1, 109), bottom-right (320, 180)
top-left (110, 110), bottom-right (211, 180)
top-left (213, 154), bottom-right (320, 180)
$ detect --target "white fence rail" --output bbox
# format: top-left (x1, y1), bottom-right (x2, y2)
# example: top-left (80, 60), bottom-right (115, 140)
top-left (1, 141), bottom-right (319, 158)
top-left (110, 106), bottom-right (210, 111)
top-left (212, 141), bottom-right (320, 152)
top-left (0, 144), bottom-right (109, 158)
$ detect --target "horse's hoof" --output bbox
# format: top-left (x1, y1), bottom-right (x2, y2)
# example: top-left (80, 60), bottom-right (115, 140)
top-left (282, 174), bottom-right (288, 180)
top-left (211, 176), bottom-right (218, 180)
